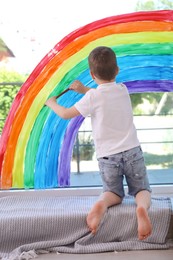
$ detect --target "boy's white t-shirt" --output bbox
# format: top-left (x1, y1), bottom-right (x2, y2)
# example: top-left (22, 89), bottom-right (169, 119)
top-left (74, 82), bottom-right (140, 158)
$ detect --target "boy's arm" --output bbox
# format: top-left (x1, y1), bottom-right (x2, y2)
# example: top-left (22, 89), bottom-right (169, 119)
top-left (45, 80), bottom-right (90, 119)
top-left (45, 97), bottom-right (80, 119)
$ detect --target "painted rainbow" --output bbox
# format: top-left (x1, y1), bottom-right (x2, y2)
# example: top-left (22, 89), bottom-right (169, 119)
top-left (0, 10), bottom-right (173, 189)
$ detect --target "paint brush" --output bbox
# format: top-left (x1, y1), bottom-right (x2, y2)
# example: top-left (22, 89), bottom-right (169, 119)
top-left (54, 88), bottom-right (70, 99)
top-left (44, 88), bottom-right (70, 107)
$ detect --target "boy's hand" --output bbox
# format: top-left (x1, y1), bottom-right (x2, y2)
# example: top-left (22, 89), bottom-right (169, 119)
top-left (45, 96), bottom-right (57, 107)
top-left (69, 80), bottom-right (90, 94)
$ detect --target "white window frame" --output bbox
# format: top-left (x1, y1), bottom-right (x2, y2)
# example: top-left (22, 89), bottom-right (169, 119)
top-left (0, 185), bottom-right (173, 198)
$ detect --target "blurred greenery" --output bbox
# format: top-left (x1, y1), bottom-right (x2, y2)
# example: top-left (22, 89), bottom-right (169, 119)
top-left (130, 93), bottom-right (173, 115)
top-left (135, 0), bottom-right (173, 11)
top-left (144, 152), bottom-right (173, 168)
top-left (73, 135), bottom-right (95, 161)
top-left (0, 68), bottom-right (27, 133)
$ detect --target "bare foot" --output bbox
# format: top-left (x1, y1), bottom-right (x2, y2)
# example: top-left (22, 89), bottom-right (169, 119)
top-left (136, 206), bottom-right (152, 240)
top-left (86, 201), bottom-right (107, 234)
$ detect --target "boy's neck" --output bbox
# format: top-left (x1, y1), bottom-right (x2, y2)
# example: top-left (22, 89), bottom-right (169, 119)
top-left (95, 78), bottom-right (115, 85)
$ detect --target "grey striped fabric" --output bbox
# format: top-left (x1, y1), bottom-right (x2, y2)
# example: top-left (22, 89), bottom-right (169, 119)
top-left (0, 195), bottom-right (172, 259)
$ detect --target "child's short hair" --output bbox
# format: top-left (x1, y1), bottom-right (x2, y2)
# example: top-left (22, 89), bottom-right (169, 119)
top-left (88, 46), bottom-right (118, 81)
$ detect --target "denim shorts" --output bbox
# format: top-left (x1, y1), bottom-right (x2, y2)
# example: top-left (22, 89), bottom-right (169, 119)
top-left (98, 146), bottom-right (151, 198)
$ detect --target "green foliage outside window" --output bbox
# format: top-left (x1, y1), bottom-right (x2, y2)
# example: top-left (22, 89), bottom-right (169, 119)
top-left (135, 0), bottom-right (173, 11)
top-left (73, 135), bottom-right (95, 161)
top-left (0, 68), bottom-right (27, 133)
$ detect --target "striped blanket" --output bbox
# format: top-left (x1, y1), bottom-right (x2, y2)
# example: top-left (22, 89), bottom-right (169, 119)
top-left (0, 195), bottom-right (172, 260)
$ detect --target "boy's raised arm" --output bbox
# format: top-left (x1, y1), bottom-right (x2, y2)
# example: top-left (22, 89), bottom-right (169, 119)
top-left (44, 80), bottom-right (89, 119)
top-left (45, 97), bottom-right (80, 119)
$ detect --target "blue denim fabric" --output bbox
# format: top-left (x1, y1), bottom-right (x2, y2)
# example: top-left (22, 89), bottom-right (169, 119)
top-left (98, 146), bottom-right (151, 198)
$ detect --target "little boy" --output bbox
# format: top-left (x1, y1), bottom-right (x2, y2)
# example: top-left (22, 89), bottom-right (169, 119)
top-left (45, 46), bottom-right (152, 240)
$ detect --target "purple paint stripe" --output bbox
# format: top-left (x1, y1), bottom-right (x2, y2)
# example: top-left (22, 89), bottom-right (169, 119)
top-left (125, 80), bottom-right (173, 93)
top-left (58, 116), bottom-right (84, 187)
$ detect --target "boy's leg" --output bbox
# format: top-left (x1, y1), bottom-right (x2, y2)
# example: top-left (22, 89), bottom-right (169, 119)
top-left (124, 146), bottom-right (152, 240)
top-left (87, 191), bottom-right (122, 234)
top-left (135, 190), bottom-right (152, 240)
